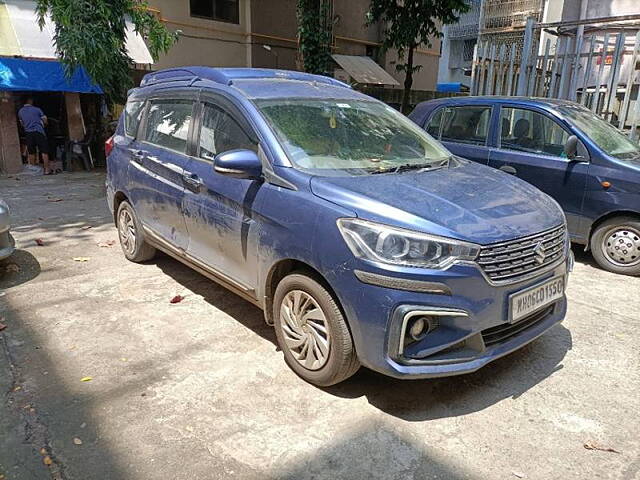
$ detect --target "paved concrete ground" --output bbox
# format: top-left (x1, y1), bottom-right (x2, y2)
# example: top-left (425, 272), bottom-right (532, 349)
top-left (0, 171), bottom-right (638, 480)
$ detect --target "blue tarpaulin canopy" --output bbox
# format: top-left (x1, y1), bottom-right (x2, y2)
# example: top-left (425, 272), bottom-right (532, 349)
top-left (0, 57), bottom-right (102, 93)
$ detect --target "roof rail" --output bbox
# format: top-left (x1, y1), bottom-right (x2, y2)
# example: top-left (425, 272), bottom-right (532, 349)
top-left (140, 67), bottom-right (351, 89)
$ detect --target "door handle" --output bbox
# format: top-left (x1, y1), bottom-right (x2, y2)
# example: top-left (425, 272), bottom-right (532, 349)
top-left (500, 165), bottom-right (517, 175)
top-left (131, 150), bottom-right (144, 164)
top-left (183, 172), bottom-right (203, 191)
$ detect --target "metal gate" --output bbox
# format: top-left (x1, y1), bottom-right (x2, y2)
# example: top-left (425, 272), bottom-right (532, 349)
top-left (471, 14), bottom-right (640, 140)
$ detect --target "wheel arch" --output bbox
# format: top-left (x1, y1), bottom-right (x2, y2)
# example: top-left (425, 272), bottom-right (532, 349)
top-left (263, 259), bottom-right (342, 327)
top-left (112, 191), bottom-right (129, 224)
top-left (586, 210), bottom-right (640, 251)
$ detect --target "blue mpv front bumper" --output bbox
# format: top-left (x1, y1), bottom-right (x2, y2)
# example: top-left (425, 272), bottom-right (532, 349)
top-left (328, 253), bottom-right (572, 379)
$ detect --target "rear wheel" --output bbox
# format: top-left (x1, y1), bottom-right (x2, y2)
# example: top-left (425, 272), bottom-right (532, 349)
top-left (116, 201), bottom-right (156, 263)
top-left (590, 216), bottom-right (640, 276)
top-left (273, 272), bottom-right (359, 386)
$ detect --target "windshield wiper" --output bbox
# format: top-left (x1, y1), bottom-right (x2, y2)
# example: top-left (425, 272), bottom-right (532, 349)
top-left (369, 158), bottom-right (450, 175)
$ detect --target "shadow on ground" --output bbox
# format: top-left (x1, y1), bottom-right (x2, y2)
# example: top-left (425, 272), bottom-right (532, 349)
top-left (0, 250), bottom-right (42, 289)
top-left (571, 244), bottom-right (599, 269)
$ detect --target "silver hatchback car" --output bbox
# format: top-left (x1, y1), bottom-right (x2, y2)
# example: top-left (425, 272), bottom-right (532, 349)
top-left (0, 199), bottom-right (15, 260)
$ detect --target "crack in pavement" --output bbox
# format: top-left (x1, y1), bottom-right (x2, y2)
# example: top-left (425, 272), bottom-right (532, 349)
top-left (1, 330), bottom-right (68, 480)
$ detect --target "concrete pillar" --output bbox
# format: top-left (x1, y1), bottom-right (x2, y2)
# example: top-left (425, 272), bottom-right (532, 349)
top-left (0, 92), bottom-right (22, 174)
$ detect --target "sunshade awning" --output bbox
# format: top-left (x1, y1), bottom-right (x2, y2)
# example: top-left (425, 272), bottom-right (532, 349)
top-left (331, 54), bottom-right (399, 86)
top-left (0, 57), bottom-right (102, 92)
top-left (0, 0), bottom-right (154, 64)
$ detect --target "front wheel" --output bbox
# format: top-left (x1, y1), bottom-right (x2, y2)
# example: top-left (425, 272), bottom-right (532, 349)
top-left (590, 217), bottom-right (640, 276)
top-left (273, 273), bottom-right (360, 386)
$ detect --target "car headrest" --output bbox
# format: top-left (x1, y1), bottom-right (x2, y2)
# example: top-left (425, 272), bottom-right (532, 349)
top-left (514, 118), bottom-right (530, 138)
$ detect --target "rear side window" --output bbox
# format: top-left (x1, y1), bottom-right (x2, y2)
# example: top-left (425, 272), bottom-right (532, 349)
top-left (144, 100), bottom-right (194, 153)
top-left (124, 100), bottom-right (145, 137)
top-left (199, 103), bottom-right (256, 159)
top-left (500, 107), bottom-right (570, 157)
top-left (425, 108), bottom-right (443, 138)
top-left (441, 106), bottom-right (491, 145)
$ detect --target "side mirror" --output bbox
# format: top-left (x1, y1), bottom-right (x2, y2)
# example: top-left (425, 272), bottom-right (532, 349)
top-left (564, 135), bottom-right (590, 162)
top-left (564, 135), bottom-right (579, 160)
top-left (214, 149), bottom-right (262, 180)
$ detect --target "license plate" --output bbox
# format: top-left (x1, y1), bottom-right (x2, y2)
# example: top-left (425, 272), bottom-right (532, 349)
top-left (509, 276), bottom-right (565, 323)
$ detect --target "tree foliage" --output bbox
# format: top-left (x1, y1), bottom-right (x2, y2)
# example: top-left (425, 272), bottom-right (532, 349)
top-left (296, 0), bottom-right (332, 75)
top-left (368, 0), bottom-right (469, 113)
top-left (36, 0), bottom-right (176, 102)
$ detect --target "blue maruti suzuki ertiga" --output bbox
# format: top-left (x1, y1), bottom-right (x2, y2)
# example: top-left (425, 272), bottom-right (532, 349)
top-left (106, 68), bottom-right (573, 386)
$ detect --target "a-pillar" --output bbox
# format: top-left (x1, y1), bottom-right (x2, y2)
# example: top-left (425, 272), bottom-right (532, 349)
top-left (0, 92), bottom-right (22, 174)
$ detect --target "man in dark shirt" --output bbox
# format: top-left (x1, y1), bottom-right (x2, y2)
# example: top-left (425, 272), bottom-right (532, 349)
top-left (18, 97), bottom-right (51, 174)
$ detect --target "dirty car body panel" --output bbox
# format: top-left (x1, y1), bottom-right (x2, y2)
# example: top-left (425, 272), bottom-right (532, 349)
top-left (106, 68), bottom-right (572, 380)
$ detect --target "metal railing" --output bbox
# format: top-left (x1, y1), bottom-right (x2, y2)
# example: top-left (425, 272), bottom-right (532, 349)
top-left (471, 14), bottom-right (640, 140)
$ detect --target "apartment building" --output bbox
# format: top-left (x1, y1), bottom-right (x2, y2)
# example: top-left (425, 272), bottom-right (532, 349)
top-left (146, 0), bottom-right (441, 90)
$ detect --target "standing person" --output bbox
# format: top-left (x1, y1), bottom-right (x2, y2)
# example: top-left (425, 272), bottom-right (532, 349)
top-left (18, 97), bottom-right (52, 175)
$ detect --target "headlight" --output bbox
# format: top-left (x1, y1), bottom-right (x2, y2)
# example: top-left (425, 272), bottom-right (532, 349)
top-left (337, 218), bottom-right (480, 269)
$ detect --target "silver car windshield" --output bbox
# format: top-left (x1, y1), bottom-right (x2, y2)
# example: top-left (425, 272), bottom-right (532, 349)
top-left (559, 104), bottom-right (640, 160)
top-left (255, 98), bottom-right (451, 174)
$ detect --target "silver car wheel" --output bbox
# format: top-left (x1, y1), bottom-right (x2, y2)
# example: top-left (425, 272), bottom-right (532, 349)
top-left (279, 290), bottom-right (331, 371)
top-left (602, 226), bottom-right (640, 267)
top-left (118, 208), bottom-right (137, 256)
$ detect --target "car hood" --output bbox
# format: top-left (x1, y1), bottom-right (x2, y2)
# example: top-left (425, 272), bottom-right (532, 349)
top-left (309, 159), bottom-right (565, 245)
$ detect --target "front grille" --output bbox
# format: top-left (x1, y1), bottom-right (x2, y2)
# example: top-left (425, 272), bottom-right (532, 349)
top-left (482, 305), bottom-right (554, 347)
top-left (477, 225), bottom-right (567, 283)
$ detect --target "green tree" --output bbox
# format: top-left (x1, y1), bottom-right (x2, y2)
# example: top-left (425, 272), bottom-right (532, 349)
top-left (296, 0), bottom-right (332, 74)
top-left (368, 0), bottom-right (469, 113)
top-left (35, 0), bottom-right (176, 102)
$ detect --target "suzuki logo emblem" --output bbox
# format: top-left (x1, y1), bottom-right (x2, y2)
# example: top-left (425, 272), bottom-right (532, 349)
top-left (533, 242), bottom-right (546, 264)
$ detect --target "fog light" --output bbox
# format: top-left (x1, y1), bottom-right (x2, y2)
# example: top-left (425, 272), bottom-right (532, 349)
top-left (409, 317), bottom-right (425, 340)
top-left (407, 315), bottom-right (439, 341)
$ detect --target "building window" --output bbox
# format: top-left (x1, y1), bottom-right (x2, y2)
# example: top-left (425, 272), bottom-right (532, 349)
top-left (463, 39), bottom-right (477, 62)
top-left (190, 0), bottom-right (239, 24)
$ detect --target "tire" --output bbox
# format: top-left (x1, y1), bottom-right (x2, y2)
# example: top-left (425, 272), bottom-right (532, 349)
top-left (116, 200), bottom-right (156, 263)
top-left (273, 272), bottom-right (360, 386)
top-left (590, 216), bottom-right (640, 276)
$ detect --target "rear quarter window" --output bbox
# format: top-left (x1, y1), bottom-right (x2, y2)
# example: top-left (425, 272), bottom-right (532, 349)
top-left (124, 100), bottom-right (145, 138)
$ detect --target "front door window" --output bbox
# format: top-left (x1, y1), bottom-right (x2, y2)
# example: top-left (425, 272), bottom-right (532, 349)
top-left (500, 107), bottom-right (570, 157)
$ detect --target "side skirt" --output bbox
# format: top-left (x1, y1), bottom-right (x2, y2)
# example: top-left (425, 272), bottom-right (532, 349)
top-left (142, 226), bottom-right (262, 309)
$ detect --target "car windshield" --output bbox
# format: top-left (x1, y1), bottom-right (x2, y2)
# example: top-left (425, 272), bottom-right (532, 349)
top-left (255, 98), bottom-right (451, 175)
top-left (559, 104), bottom-right (640, 160)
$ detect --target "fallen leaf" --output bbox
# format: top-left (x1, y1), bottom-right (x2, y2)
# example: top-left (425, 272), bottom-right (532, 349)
top-left (6, 263), bottom-right (21, 273)
top-left (80, 376), bottom-right (92, 382)
top-left (47, 198), bottom-right (63, 203)
top-left (40, 448), bottom-right (47, 455)
top-left (73, 437), bottom-right (83, 445)
top-left (170, 295), bottom-right (184, 304)
top-left (35, 238), bottom-right (45, 246)
top-left (43, 455), bottom-right (52, 466)
top-left (81, 225), bottom-right (93, 230)
top-left (0, 322), bottom-right (6, 332)
top-left (12, 386), bottom-right (21, 392)
top-left (73, 257), bottom-right (90, 262)
top-left (80, 422), bottom-right (86, 429)
top-left (97, 240), bottom-right (116, 248)
top-left (584, 441), bottom-right (620, 453)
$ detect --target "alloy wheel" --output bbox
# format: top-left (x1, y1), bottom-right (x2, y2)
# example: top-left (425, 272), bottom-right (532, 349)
top-left (118, 208), bottom-right (137, 256)
top-left (279, 290), bottom-right (331, 370)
